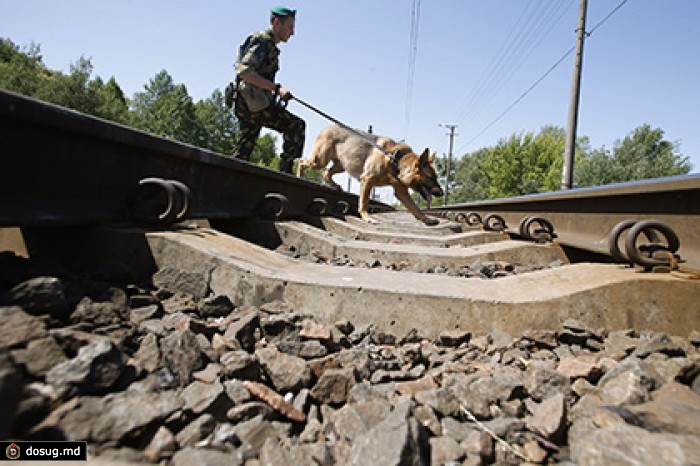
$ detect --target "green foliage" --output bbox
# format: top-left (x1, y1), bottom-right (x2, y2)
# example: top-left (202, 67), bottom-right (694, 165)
top-left (1, 39), bottom-right (130, 123)
top-left (251, 133), bottom-right (279, 167)
top-left (0, 38), bottom-right (44, 96)
top-left (477, 125), bottom-right (566, 198)
top-left (444, 124), bottom-right (691, 203)
top-left (194, 89), bottom-right (238, 154)
top-left (574, 124), bottom-right (692, 187)
top-left (448, 148), bottom-right (490, 202)
top-left (130, 70), bottom-right (203, 144)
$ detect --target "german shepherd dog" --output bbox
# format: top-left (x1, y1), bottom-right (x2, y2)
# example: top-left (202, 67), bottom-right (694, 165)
top-left (297, 124), bottom-right (444, 225)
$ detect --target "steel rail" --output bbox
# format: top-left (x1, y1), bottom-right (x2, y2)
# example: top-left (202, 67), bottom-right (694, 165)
top-left (428, 175), bottom-right (700, 270)
top-left (0, 89), bottom-right (391, 227)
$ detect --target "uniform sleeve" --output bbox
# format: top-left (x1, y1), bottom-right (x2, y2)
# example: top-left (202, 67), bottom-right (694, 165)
top-left (236, 39), bottom-right (268, 76)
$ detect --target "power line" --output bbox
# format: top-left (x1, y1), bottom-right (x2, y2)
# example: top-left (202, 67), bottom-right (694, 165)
top-left (452, 1), bottom-right (572, 126)
top-left (458, 47), bottom-right (574, 151)
top-left (455, 0), bottom-right (630, 155)
top-left (403, 0), bottom-right (421, 139)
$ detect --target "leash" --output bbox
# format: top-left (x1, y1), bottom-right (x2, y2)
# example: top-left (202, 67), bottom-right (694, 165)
top-left (286, 96), bottom-right (392, 157)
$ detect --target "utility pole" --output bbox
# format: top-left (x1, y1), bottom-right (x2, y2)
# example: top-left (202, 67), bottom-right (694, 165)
top-left (439, 124), bottom-right (457, 205)
top-left (561, 0), bottom-right (588, 190)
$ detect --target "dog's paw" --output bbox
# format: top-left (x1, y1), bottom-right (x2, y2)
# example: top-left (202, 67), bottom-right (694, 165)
top-left (361, 214), bottom-right (379, 224)
top-left (423, 217), bottom-right (439, 226)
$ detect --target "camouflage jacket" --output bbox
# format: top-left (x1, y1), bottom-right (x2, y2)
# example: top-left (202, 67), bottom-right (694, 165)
top-left (235, 28), bottom-right (279, 82)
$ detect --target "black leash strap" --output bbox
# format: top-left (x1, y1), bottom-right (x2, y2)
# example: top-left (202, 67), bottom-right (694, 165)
top-left (290, 96), bottom-right (391, 156)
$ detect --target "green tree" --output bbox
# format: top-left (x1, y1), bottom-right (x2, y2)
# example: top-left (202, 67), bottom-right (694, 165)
top-left (0, 38), bottom-right (45, 96)
top-left (447, 126), bottom-right (569, 202)
top-left (195, 89), bottom-right (238, 154)
top-left (1, 40), bottom-right (129, 124)
top-left (612, 124), bottom-right (691, 180)
top-left (575, 124), bottom-right (692, 187)
top-left (481, 128), bottom-right (567, 198)
top-left (130, 70), bottom-right (203, 145)
top-left (33, 56), bottom-right (101, 114)
top-left (91, 76), bottom-right (129, 123)
top-left (449, 148), bottom-right (490, 202)
top-left (251, 133), bottom-right (279, 167)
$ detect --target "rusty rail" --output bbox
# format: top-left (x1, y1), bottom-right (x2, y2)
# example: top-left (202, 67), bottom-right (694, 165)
top-left (428, 175), bottom-right (700, 270)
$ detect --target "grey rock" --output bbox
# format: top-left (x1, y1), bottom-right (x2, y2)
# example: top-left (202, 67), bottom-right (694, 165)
top-left (233, 415), bottom-right (280, 455)
top-left (415, 387), bottom-right (462, 419)
top-left (225, 310), bottom-right (260, 353)
top-left (224, 379), bottom-right (253, 405)
top-left (634, 332), bottom-right (686, 358)
top-left (129, 304), bottom-right (162, 324)
top-left (413, 405), bottom-right (441, 436)
top-left (153, 267), bottom-right (209, 299)
top-left (175, 413), bottom-right (216, 447)
top-left (571, 423), bottom-right (700, 466)
top-left (59, 390), bottom-right (183, 442)
top-left (220, 350), bottom-right (261, 381)
top-left (277, 338), bottom-right (328, 359)
top-left (160, 329), bottom-right (206, 386)
top-left (628, 382), bottom-right (700, 436)
top-left (0, 347), bottom-right (23, 438)
top-left (486, 330), bottom-right (513, 351)
top-left (598, 358), bottom-right (660, 406)
top-left (143, 425), bottom-right (177, 462)
top-left (257, 347), bottom-right (312, 393)
top-left (171, 447), bottom-right (243, 466)
top-left (10, 276), bottom-right (68, 318)
top-left (310, 367), bottom-right (357, 405)
top-left (200, 294), bottom-right (234, 318)
top-left (11, 336), bottom-right (67, 377)
top-left (524, 361), bottom-right (570, 401)
top-left (46, 339), bottom-right (125, 399)
top-left (348, 401), bottom-right (428, 466)
top-left (0, 306), bottom-right (47, 348)
top-left (180, 380), bottom-right (229, 418)
top-left (430, 436), bottom-right (465, 465)
top-left (441, 416), bottom-right (475, 442)
top-left (227, 401), bottom-right (274, 423)
top-left (260, 437), bottom-right (291, 465)
top-left (70, 297), bottom-right (123, 328)
top-left (526, 392), bottom-right (567, 443)
top-left (134, 332), bottom-right (160, 373)
top-left (331, 399), bottom-right (393, 441)
top-left (462, 430), bottom-right (494, 463)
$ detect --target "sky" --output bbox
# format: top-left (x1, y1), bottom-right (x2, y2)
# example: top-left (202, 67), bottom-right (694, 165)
top-left (2, 0), bottom-right (699, 202)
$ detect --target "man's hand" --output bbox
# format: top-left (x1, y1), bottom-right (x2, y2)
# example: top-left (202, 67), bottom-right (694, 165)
top-left (278, 85), bottom-right (293, 101)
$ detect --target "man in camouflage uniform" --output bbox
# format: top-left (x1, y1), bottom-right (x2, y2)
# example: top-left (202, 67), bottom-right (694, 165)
top-left (233, 6), bottom-right (305, 174)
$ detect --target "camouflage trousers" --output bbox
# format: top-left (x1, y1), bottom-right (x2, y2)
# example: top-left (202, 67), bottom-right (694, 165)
top-left (233, 99), bottom-right (306, 166)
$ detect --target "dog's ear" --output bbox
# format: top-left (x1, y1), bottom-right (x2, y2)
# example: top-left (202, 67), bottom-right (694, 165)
top-left (429, 152), bottom-right (437, 163)
top-left (419, 148), bottom-right (430, 165)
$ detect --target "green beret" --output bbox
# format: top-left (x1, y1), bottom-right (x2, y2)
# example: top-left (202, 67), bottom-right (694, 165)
top-left (271, 6), bottom-right (296, 17)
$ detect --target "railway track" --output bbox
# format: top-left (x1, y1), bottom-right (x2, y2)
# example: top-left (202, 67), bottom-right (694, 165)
top-left (1, 89), bottom-right (700, 464)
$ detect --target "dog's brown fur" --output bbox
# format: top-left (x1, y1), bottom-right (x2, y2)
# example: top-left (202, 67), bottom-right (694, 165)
top-left (297, 124), bottom-right (443, 225)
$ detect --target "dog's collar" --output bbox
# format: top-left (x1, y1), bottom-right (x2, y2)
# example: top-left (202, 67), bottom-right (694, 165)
top-left (389, 149), bottom-right (406, 174)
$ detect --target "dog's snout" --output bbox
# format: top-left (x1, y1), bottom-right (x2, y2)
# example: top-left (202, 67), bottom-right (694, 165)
top-left (432, 185), bottom-right (444, 197)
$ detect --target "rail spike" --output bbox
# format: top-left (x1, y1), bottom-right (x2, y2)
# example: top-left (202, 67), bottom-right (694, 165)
top-left (519, 216), bottom-right (556, 242)
top-left (257, 193), bottom-right (290, 220)
top-left (608, 219), bottom-right (660, 264)
top-left (307, 197), bottom-right (328, 216)
top-left (624, 219), bottom-right (681, 271)
top-left (127, 177), bottom-right (178, 225)
top-left (482, 213), bottom-right (507, 232)
top-left (166, 179), bottom-right (193, 222)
